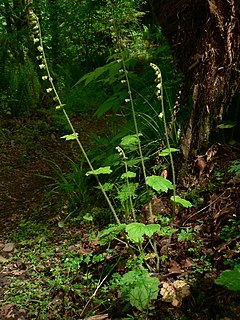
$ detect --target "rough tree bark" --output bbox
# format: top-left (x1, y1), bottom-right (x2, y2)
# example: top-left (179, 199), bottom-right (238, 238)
top-left (153, 0), bottom-right (240, 159)
top-left (2, 0), bottom-right (30, 63)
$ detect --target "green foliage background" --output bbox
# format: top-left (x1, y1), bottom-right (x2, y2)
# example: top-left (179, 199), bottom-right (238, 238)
top-left (0, 0), bottom-right (180, 120)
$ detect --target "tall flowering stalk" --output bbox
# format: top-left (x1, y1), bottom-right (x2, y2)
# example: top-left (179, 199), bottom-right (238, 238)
top-left (150, 63), bottom-right (177, 224)
top-left (27, 8), bottom-right (120, 225)
top-left (106, 0), bottom-right (155, 223)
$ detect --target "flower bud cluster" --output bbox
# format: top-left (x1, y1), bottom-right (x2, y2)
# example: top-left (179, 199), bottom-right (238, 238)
top-left (28, 8), bottom-right (60, 108)
top-left (116, 146), bottom-right (127, 159)
top-left (150, 63), bottom-right (163, 101)
top-left (173, 89), bottom-right (181, 117)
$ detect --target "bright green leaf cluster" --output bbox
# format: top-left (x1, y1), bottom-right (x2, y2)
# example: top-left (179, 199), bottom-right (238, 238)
top-left (120, 134), bottom-right (143, 151)
top-left (159, 148), bottom-right (180, 156)
top-left (98, 224), bottom-right (126, 245)
top-left (146, 175), bottom-right (173, 193)
top-left (215, 265), bottom-right (240, 291)
top-left (61, 133), bottom-right (78, 141)
top-left (120, 269), bottom-right (160, 311)
top-left (170, 195), bottom-right (192, 208)
top-left (86, 166), bottom-right (112, 176)
top-left (126, 222), bottom-right (160, 243)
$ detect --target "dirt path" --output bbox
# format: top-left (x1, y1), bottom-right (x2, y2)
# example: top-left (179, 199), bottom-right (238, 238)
top-left (0, 126), bottom-right (69, 235)
top-left (0, 170), bottom-right (46, 231)
top-left (0, 115), bottom-right (108, 235)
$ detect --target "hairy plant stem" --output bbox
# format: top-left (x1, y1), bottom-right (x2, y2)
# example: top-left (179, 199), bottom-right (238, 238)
top-left (120, 49), bottom-right (161, 271)
top-left (107, 0), bottom-right (154, 222)
top-left (120, 147), bottom-right (136, 222)
top-left (151, 63), bottom-right (177, 251)
top-left (121, 56), bottom-right (154, 223)
top-left (161, 96), bottom-right (176, 251)
top-left (109, 4), bottom-right (161, 269)
top-left (160, 91), bottom-right (177, 224)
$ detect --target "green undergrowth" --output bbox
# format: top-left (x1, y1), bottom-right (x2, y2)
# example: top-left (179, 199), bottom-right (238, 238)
top-left (3, 205), bottom-right (239, 320)
top-left (4, 220), bottom-right (110, 319)
top-left (2, 219), bottom-right (185, 319)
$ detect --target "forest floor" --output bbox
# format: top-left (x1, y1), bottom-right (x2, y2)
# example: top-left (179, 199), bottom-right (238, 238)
top-left (0, 115), bottom-right (240, 320)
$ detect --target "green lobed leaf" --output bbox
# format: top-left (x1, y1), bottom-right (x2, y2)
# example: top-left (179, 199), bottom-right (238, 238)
top-left (215, 265), bottom-right (240, 291)
top-left (121, 270), bottom-right (160, 311)
top-left (126, 223), bottom-right (160, 244)
top-left (159, 148), bottom-right (180, 156)
top-left (121, 171), bottom-right (136, 179)
top-left (86, 166), bottom-right (112, 176)
top-left (116, 183), bottom-right (139, 204)
top-left (129, 276), bottom-right (160, 311)
top-left (98, 224), bottom-right (126, 245)
top-left (120, 134), bottom-right (143, 150)
top-left (61, 133), bottom-right (78, 141)
top-left (217, 122), bottom-right (236, 129)
top-left (146, 175), bottom-right (173, 192)
top-left (170, 196), bottom-right (192, 208)
top-left (126, 223), bottom-right (146, 243)
top-left (144, 224), bottom-right (161, 237)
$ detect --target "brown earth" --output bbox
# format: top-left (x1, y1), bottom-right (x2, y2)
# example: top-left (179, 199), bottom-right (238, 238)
top-left (0, 114), bottom-right (108, 234)
top-left (0, 130), bottom-right (65, 235)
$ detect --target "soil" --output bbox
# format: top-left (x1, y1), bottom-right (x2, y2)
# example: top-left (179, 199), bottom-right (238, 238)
top-left (0, 114), bottom-right (108, 234)
top-left (0, 126), bottom-right (66, 234)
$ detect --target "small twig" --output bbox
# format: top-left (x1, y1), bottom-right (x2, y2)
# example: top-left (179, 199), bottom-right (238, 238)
top-left (80, 274), bottom-right (109, 318)
top-left (80, 252), bottom-right (122, 318)
top-left (182, 191), bottom-right (226, 225)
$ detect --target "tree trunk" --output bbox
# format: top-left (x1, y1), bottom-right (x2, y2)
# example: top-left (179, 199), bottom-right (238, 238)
top-left (153, 0), bottom-right (240, 159)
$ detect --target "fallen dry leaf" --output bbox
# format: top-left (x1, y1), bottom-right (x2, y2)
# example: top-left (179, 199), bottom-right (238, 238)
top-left (0, 255), bottom-right (7, 263)
top-left (83, 314), bottom-right (110, 320)
top-left (0, 304), bottom-right (15, 318)
top-left (160, 280), bottom-right (190, 307)
top-left (181, 258), bottom-right (194, 269)
top-left (2, 242), bottom-right (15, 253)
top-left (168, 260), bottom-right (184, 275)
